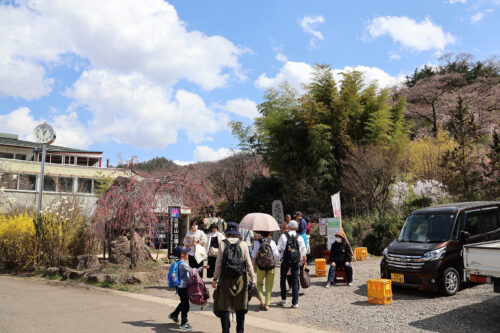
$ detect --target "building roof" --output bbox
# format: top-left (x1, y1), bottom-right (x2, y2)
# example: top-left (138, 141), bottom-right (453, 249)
top-left (0, 133), bottom-right (102, 154)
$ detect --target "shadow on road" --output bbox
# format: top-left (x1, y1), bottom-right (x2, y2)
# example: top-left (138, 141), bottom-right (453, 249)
top-left (409, 295), bottom-right (500, 333)
top-left (123, 320), bottom-right (204, 333)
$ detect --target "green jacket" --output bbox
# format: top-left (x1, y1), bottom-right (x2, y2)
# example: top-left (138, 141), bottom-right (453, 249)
top-left (213, 272), bottom-right (249, 315)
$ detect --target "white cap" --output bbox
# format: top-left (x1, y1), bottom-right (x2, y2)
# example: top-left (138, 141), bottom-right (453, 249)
top-left (289, 221), bottom-right (299, 229)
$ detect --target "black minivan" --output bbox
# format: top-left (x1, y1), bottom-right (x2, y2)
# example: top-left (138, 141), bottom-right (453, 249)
top-left (380, 201), bottom-right (500, 296)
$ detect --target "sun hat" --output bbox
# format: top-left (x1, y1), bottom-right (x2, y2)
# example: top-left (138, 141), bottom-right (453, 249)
top-left (225, 222), bottom-right (240, 236)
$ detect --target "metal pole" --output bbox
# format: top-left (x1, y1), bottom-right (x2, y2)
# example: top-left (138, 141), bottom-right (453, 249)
top-left (34, 144), bottom-right (46, 266)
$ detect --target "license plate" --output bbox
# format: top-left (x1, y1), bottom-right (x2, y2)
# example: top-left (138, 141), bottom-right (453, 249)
top-left (391, 273), bottom-right (404, 283)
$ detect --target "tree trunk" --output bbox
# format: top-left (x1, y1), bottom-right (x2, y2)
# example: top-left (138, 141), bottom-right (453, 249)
top-left (129, 229), bottom-right (137, 268)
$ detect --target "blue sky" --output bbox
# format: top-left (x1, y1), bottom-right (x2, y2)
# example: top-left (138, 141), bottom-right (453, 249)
top-left (0, 0), bottom-right (498, 165)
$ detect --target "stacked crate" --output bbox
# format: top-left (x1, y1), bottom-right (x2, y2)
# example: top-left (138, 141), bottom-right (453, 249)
top-left (355, 247), bottom-right (368, 261)
top-left (315, 258), bottom-right (327, 277)
top-left (367, 279), bottom-right (392, 305)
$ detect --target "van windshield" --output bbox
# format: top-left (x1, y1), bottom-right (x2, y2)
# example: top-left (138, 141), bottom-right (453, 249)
top-left (398, 213), bottom-right (456, 243)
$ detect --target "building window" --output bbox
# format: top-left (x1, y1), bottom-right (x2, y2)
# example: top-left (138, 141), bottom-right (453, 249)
top-left (77, 178), bottom-right (93, 194)
top-left (18, 174), bottom-right (36, 191)
top-left (14, 154), bottom-right (26, 160)
top-left (0, 173), bottom-right (18, 190)
top-left (89, 157), bottom-right (100, 167)
top-left (76, 157), bottom-right (89, 166)
top-left (58, 177), bottom-right (74, 193)
top-left (64, 156), bottom-right (75, 165)
top-left (0, 152), bottom-right (14, 159)
top-left (44, 176), bottom-right (56, 192)
top-left (51, 154), bottom-right (63, 164)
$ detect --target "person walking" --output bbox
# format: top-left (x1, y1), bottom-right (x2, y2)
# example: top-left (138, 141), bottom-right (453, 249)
top-left (296, 212), bottom-right (308, 251)
top-left (239, 227), bottom-right (254, 254)
top-left (251, 231), bottom-right (280, 311)
top-left (212, 222), bottom-right (255, 333)
top-left (206, 223), bottom-right (225, 279)
top-left (183, 220), bottom-right (208, 278)
top-left (325, 229), bottom-right (353, 287)
top-left (168, 246), bottom-right (209, 331)
top-left (277, 220), bottom-right (306, 308)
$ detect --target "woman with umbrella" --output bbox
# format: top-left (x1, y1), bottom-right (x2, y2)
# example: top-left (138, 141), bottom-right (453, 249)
top-left (240, 213), bottom-right (281, 311)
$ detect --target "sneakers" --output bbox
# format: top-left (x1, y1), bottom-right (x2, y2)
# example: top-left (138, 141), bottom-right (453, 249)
top-left (348, 282), bottom-right (353, 286)
top-left (277, 299), bottom-right (286, 306)
top-left (179, 323), bottom-right (193, 331)
top-left (325, 283), bottom-right (331, 288)
top-left (168, 313), bottom-right (179, 323)
top-left (291, 304), bottom-right (298, 308)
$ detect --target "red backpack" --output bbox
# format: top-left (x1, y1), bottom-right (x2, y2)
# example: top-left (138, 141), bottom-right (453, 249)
top-left (187, 268), bottom-right (209, 306)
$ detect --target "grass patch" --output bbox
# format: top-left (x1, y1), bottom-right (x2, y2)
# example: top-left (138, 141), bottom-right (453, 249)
top-left (100, 281), bottom-right (113, 288)
top-left (44, 274), bottom-right (61, 280)
top-left (118, 285), bottom-right (131, 292)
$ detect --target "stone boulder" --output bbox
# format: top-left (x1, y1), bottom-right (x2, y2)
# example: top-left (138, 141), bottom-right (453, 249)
top-left (86, 273), bottom-right (106, 283)
top-left (105, 274), bottom-right (118, 284)
top-left (62, 269), bottom-right (85, 280)
top-left (109, 234), bottom-right (153, 265)
top-left (44, 267), bottom-right (59, 277)
top-left (125, 272), bottom-right (153, 285)
top-left (73, 255), bottom-right (100, 270)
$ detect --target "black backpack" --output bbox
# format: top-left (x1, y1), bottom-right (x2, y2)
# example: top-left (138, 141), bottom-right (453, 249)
top-left (222, 239), bottom-right (246, 278)
top-left (283, 232), bottom-right (301, 267)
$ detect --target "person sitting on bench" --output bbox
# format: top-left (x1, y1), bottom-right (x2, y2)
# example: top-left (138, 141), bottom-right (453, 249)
top-left (325, 230), bottom-right (353, 287)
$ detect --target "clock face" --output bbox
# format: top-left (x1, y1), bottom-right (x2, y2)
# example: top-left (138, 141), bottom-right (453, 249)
top-left (33, 123), bottom-right (56, 144)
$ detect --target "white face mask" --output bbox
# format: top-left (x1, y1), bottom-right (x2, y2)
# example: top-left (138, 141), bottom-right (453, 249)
top-left (192, 225), bottom-right (198, 231)
top-left (336, 237), bottom-right (342, 243)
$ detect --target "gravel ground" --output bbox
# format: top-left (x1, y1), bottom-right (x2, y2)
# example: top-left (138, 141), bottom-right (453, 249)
top-left (139, 257), bottom-right (500, 333)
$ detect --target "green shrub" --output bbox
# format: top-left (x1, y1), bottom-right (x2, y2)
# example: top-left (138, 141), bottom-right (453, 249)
top-left (362, 214), bottom-right (404, 255)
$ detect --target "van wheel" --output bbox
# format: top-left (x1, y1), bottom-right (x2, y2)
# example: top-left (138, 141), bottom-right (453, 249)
top-left (439, 267), bottom-right (460, 296)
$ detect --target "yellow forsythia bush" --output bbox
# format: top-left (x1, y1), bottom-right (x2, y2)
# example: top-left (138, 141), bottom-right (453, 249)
top-left (0, 213), bottom-right (36, 269)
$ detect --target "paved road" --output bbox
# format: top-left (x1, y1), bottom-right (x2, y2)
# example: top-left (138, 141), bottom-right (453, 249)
top-left (0, 276), bottom-right (327, 333)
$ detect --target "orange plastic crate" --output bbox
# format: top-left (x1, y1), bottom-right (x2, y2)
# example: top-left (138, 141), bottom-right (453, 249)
top-left (355, 247), bottom-right (368, 261)
top-left (367, 279), bottom-right (392, 305)
top-left (315, 258), bottom-right (327, 277)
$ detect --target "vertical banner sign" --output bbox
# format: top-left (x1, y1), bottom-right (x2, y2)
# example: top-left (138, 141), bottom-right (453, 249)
top-left (169, 207), bottom-right (180, 258)
top-left (327, 192), bottom-right (342, 249)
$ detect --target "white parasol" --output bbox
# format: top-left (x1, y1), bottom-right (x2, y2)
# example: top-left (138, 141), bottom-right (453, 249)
top-left (239, 213), bottom-right (280, 232)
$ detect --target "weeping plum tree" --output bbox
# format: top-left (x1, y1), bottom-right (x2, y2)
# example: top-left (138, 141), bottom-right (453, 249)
top-left (94, 172), bottom-right (214, 268)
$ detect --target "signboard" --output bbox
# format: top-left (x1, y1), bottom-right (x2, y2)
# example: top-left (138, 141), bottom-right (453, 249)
top-left (319, 218), bottom-right (327, 236)
top-left (326, 217), bottom-right (342, 249)
top-left (272, 200), bottom-right (284, 224)
top-left (168, 207), bottom-right (181, 258)
top-left (180, 207), bottom-right (191, 215)
top-left (170, 207), bottom-right (180, 218)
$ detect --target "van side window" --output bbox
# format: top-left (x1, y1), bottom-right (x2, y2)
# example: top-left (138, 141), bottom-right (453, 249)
top-left (481, 208), bottom-right (499, 233)
top-left (451, 212), bottom-right (464, 240)
top-left (464, 212), bottom-right (481, 236)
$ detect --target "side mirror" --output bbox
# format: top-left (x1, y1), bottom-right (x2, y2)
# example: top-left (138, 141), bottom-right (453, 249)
top-left (459, 231), bottom-right (470, 244)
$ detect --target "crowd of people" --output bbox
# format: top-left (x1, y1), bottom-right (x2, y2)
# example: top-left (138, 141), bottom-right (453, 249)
top-left (169, 212), bottom-right (354, 332)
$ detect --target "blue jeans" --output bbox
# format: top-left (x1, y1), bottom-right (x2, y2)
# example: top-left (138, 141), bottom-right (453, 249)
top-left (327, 263), bottom-right (353, 284)
top-left (280, 263), bottom-right (299, 305)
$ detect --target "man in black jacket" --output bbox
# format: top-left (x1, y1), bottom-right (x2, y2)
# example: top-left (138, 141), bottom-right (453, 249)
top-left (326, 229), bottom-right (353, 287)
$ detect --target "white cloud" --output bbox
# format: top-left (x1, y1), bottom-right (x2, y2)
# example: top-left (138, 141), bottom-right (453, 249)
top-left (173, 160), bottom-right (194, 166)
top-left (222, 98), bottom-right (259, 119)
top-left (366, 16), bottom-right (455, 51)
top-left (470, 10), bottom-right (493, 23)
top-left (300, 15), bottom-right (325, 47)
top-left (388, 51), bottom-right (402, 61)
top-left (66, 70), bottom-right (228, 149)
top-left (193, 146), bottom-right (233, 162)
top-left (0, 0), bottom-right (246, 100)
top-left (0, 107), bottom-right (90, 148)
top-left (255, 60), bottom-right (314, 91)
top-left (256, 59), bottom-right (404, 91)
top-left (448, 0), bottom-right (466, 4)
top-left (0, 58), bottom-right (54, 100)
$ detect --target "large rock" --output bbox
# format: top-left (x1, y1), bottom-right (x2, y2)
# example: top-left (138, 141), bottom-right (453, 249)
top-left (125, 272), bottom-right (153, 285)
top-left (105, 274), bottom-right (118, 284)
top-left (109, 234), bottom-right (153, 265)
top-left (86, 273), bottom-right (106, 283)
top-left (62, 269), bottom-right (85, 280)
top-left (44, 267), bottom-right (59, 277)
top-left (73, 255), bottom-right (100, 270)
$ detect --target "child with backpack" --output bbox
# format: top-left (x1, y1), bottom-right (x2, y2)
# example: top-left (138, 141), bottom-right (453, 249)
top-left (168, 246), bottom-right (209, 331)
top-left (212, 222), bottom-right (255, 333)
top-left (251, 231), bottom-right (280, 311)
top-left (277, 220), bottom-right (306, 308)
